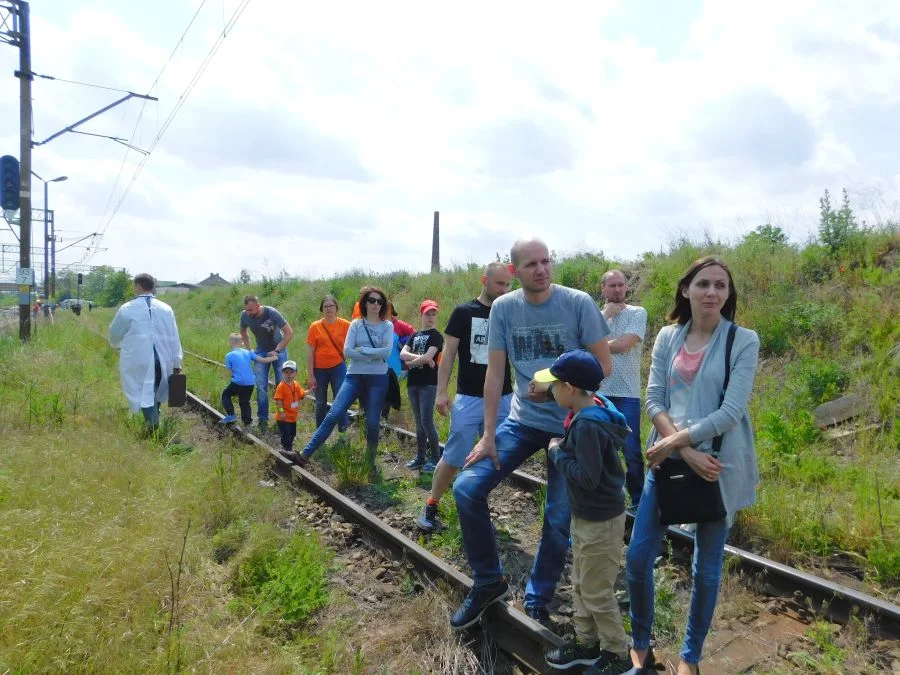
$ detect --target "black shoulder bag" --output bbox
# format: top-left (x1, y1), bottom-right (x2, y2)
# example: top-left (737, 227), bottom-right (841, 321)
top-left (362, 321), bottom-right (401, 411)
top-left (655, 323), bottom-right (737, 526)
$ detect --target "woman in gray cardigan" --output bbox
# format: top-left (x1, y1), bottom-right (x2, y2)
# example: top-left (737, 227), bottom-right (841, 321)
top-left (622, 257), bottom-right (759, 675)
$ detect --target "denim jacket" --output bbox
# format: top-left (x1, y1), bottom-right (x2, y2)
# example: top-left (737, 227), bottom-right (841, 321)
top-left (645, 318), bottom-right (760, 524)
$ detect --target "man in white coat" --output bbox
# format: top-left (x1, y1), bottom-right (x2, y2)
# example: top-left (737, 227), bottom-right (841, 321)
top-left (109, 273), bottom-right (183, 428)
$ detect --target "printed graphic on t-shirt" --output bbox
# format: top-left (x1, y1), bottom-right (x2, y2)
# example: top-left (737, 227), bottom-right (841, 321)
top-left (258, 317), bottom-right (277, 338)
top-left (470, 317), bottom-right (489, 365)
top-left (510, 324), bottom-right (567, 362)
top-left (410, 333), bottom-right (431, 368)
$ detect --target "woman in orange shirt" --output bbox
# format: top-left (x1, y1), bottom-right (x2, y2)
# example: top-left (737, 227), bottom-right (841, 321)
top-left (306, 295), bottom-right (351, 431)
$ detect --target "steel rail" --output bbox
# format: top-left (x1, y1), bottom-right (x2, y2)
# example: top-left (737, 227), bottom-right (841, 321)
top-left (183, 348), bottom-right (900, 633)
top-left (185, 390), bottom-right (561, 674)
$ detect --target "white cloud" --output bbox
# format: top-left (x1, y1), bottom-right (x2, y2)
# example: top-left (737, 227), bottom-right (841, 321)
top-left (1, 0), bottom-right (898, 286)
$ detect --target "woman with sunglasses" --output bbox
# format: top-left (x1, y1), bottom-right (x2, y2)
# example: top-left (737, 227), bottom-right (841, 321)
top-left (295, 286), bottom-right (393, 477)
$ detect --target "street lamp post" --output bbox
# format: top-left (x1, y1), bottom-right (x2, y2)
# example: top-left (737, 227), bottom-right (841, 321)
top-left (31, 171), bottom-right (68, 300)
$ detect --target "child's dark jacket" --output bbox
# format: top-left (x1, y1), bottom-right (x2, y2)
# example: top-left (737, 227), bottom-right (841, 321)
top-left (549, 394), bottom-right (629, 521)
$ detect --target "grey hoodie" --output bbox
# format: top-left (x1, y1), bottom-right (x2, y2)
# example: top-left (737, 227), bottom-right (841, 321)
top-left (549, 395), bottom-right (630, 521)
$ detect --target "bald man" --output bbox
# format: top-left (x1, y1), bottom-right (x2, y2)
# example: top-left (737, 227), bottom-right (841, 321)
top-left (599, 269), bottom-right (648, 506)
top-left (450, 238), bottom-right (612, 630)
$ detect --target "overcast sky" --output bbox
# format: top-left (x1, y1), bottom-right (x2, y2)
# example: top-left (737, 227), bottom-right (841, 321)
top-left (2, 0), bottom-right (898, 284)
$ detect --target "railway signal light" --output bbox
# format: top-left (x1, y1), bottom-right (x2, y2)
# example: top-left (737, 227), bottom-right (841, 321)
top-left (1, 155), bottom-right (20, 211)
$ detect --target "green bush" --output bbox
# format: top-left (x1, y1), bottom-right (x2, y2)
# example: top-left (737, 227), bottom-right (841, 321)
top-left (868, 540), bottom-right (900, 585)
top-left (234, 528), bottom-right (331, 624)
top-left (756, 301), bottom-right (843, 356)
top-left (794, 359), bottom-right (850, 405)
top-left (758, 409), bottom-right (820, 462)
top-left (799, 243), bottom-right (834, 284)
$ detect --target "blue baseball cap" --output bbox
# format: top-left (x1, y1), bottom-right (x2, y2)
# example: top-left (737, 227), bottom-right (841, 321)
top-left (533, 349), bottom-right (604, 392)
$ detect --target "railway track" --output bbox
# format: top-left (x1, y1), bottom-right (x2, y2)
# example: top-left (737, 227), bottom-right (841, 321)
top-left (178, 351), bottom-right (900, 672)
top-left (185, 389), bottom-right (560, 674)
top-left (182, 348), bottom-right (900, 638)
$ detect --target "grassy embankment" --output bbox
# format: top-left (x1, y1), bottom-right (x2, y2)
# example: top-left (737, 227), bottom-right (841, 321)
top-left (0, 318), bottom-right (405, 672)
top-left (165, 227), bottom-right (899, 591)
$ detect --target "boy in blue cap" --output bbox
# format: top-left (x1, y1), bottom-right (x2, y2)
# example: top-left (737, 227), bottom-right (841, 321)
top-left (534, 349), bottom-right (631, 672)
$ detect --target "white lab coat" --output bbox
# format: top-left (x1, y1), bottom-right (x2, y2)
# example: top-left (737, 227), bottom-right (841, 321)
top-left (109, 294), bottom-right (183, 412)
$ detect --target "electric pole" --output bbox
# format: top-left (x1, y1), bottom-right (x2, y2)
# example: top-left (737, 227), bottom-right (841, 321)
top-left (15, 0), bottom-right (32, 341)
top-left (431, 211), bottom-right (440, 272)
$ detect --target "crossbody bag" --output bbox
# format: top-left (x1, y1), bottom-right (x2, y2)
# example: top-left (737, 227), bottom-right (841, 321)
top-left (320, 321), bottom-right (345, 361)
top-left (362, 320), bottom-right (402, 411)
top-left (655, 323), bottom-right (737, 526)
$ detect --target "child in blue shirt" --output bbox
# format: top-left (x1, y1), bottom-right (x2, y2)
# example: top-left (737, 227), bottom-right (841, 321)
top-left (222, 333), bottom-right (277, 424)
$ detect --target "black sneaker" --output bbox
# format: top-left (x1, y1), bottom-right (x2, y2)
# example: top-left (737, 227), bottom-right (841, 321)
top-left (405, 456), bottom-right (426, 470)
top-left (594, 650), bottom-right (634, 673)
top-left (278, 449), bottom-right (300, 464)
top-left (545, 640), bottom-right (602, 669)
top-left (417, 503), bottom-right (440, 532)
top-left (525, 605), bottom-right (554, 630)
top-left (450, 579), bottom-right (509, 630)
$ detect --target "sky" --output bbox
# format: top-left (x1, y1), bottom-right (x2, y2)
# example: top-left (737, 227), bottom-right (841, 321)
top-left (1, 0), bottom-right (899, 284)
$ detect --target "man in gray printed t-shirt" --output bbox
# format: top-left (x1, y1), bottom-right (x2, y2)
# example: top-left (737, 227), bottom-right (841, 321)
top-left (449, 238), bottom-right (613, 630)
top-left (239, 294), bottom-right (295, 430)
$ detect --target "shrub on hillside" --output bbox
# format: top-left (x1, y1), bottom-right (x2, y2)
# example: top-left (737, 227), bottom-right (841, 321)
top-left (755, 301), bottom-right (843, 356)
top-left (554, 252), bottom-right (610, 295)
top-left (790, 358), bottom-right (850, 406)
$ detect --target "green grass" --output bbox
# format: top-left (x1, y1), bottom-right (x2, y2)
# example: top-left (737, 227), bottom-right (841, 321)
top-left (0, 317), bottom-right (366, 672)
top-left (88, 223), bottom-right (899, 589)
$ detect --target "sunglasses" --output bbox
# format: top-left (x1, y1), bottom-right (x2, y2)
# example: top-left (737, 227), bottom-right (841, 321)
top-left (366, 297), bottom-right (385, 305)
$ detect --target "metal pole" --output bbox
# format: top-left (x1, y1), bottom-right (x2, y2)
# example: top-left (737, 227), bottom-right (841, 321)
top-left (17, 0), bottom-right (32, 342)
top-left (50, 209), bottom-right (55, 298)
top-left (43, 180), bottom-right (48, 299)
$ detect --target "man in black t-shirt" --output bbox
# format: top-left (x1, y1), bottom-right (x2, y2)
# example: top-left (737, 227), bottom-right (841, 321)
top-left (416, 263), bottom-right (514, 532)
top-left (401, 299), bottom-right (445, 471)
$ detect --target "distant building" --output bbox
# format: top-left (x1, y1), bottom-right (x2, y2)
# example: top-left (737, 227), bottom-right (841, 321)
top-left (156, 282), bottom-right (198, 296)
top-left (197, 273), bottom-right (231, 288)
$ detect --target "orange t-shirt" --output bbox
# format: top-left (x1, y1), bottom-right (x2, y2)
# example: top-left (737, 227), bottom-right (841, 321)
top-left (352, 302), bottom-right (361, 319)
top-left (274, 380), bottom-right (306, 423)
top-left (306, 318), bottom-right (350, 369)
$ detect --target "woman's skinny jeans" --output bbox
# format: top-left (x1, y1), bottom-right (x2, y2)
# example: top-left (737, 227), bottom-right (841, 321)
top-left (302, 373), bottom-right (388, 467)
top-left (625, 470), bottom-right (730, 665)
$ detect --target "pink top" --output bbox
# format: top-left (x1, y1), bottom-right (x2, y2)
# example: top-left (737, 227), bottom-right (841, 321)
top-left (668, 342), bottom-right (708, 429)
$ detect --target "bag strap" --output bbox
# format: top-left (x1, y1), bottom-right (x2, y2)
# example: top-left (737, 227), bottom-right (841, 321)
top-left (361, 320), bottom-right (377, 348)
top-left (320, 321), bottom-right (345, 361)
top-left (712, 322), bottom-right (738, 458)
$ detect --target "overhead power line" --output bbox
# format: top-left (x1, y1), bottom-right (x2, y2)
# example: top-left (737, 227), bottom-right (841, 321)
top-left (85, 0), bottom-right (250, 270)
top-left (31, 71), bottom-right (136, 95)
top-left (91, 0), bottom-right (212, 242)
top-left (89, 0), bottom-right (252, 255)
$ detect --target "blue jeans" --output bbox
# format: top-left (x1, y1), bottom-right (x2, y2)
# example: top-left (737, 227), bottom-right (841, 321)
top-left (607, 395), bottom-right (644, 506)
top-left (303, 373), bottom-right (388, 464)
top-left (626, 470), bottom-right (730, 665)
top-left (314, 363), bottom-right (350, 432)
top-left (452, 418), bottom-right (570, 609)
top-left (442, 393), bottom-right (513, 468)
top-left (407, 384), bottom-right (440, 463)
top-left (254, 349), bottom-right (287, 422)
